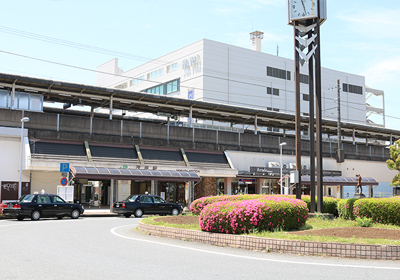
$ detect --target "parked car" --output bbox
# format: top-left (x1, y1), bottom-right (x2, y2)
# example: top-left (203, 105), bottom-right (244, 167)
top-left (112, 194), bottom-right (183, 218)
top-left (3, 194), bottom-right (84, 221)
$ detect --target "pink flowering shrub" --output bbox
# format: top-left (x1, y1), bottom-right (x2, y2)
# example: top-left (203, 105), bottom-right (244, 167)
top-left (190, 194), bottom-right (272, 215)
top-left (199, 196), bottom-right (308, 234)
top-left (191, 194), bottom-right (338, 216)
top-left (0, 202), bottom-right (7, 215)
top-left (337, 198), bottom-right (356, 220)
top-left (352, 197), bottom-right (400, 225)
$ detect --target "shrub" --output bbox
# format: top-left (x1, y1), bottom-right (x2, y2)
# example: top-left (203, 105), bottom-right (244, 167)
top-left (337, 198), bottom-right (356, 220)
top-left (355, 217), bottom-right (373, 227)
top-left (190, 194), bottom-right (271, 215)
top-left (301, 196), bottom-right (338, 216)
top-left (0, 202), bottom-right (7, 215)
top-left (353, 197), bottom-right (400, 225)
top-left (199, 197), bottom-right (308, 234)
top-left (191, 194), bottom-right (338, 216)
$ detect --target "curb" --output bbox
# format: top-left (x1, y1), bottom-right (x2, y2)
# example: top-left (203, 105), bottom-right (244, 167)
top-left (138, 221), bottom-right (400, 260)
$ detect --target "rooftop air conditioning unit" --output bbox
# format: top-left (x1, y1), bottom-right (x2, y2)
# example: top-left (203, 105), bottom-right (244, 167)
top-left (302, 165), bottom-right (308, 170)
top-left (289, 163), bottom-right (296, 169)
top-left (282, 164), bottom-right (288, 169)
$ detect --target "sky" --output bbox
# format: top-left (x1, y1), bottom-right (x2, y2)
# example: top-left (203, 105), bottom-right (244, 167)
top-left (0, 0), bottom-right (399, 129)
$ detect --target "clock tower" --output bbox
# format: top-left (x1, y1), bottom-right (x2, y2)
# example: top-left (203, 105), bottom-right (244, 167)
top-left (287, 0), bottom-right (327, 213)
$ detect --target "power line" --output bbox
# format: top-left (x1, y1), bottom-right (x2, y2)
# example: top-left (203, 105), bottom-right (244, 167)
top-left (0, 27), bottom-right (395, 124)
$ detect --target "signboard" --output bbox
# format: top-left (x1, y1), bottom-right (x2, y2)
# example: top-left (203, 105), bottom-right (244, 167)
top-left (239, 179), bottom-right (256, 183)
top-left (188, 90), bottom-right (194, 99)
top-left (1, 181), bottom-right (31, 202)
top-left (60, 177), bottom-right (68, 186)
top-left (60, 163), bottom-right (70, 173)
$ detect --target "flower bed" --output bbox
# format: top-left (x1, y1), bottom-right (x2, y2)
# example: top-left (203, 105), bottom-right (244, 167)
top-left (191, 194), bottom-right (338, 216)
top-left (190, 194), bottom-right (268, 215)
top-left (199, 196), bottom-right (308, 234)
top-left (353, 197), bottom-right (400, 225)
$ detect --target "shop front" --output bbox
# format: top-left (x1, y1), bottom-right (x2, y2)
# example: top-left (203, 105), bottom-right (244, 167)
top-left (70, 166), bottom-right (201, 208)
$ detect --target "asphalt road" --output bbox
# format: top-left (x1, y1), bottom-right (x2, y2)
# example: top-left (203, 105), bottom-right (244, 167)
top-left (1, 216), bottom-right (400, 280)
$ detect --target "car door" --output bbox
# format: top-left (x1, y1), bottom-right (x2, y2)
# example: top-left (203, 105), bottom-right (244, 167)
top-left (51, 195), bottom-right (70, 216)
top-left (139, 196), bottom-right (155, 214)
top-left (37, 195), bottom-right (54, 217)
top-left (152, 196), bottom-right (170, 214)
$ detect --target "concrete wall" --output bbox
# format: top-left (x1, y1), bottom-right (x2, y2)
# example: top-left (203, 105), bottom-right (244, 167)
top-left (0, 127), bottom-right (30, 183)
top-left (30, 171), bottom-right (60, 194)
top-left (117, 180), bottom-right (131, 201)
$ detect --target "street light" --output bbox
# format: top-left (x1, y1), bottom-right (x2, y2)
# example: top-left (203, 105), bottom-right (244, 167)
top-left (279, 142), bottom-right (287, 195)
top-left (19, 117), bottom-right (29, 199)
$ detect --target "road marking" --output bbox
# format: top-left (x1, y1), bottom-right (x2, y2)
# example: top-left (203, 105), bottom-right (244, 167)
top-left (110, 225), bottom-right (400, 270)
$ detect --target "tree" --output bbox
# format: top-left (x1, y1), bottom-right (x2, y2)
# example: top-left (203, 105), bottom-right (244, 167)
top-left (386, 139), bottom-right (400, 187)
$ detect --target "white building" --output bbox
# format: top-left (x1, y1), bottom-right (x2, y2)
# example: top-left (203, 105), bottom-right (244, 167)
top-left (96, 33), bottom-right (384, 127)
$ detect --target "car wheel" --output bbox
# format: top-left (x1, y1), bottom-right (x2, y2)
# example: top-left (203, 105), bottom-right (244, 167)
top-left (71, 209), bottom-right (80, 219)
top-left (124, 214), bottom-right (131, 218)
top-left (171, 208), bottom-right (179, 216)
top-left (134, 208), bottom-right (143, 218)
top-left (17, 216), bottom-right (24, 221)
top-left (31, 210), bottom-right (41, 221)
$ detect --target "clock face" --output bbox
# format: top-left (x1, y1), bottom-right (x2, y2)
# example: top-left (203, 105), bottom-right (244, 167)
top-left (290, 0), bottom-right (318, 21)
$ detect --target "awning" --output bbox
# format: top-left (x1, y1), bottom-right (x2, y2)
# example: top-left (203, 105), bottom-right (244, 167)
top-left (70, 166), bottom-right (201, 182)
top-left (300, 176), bottom-right (378, 186)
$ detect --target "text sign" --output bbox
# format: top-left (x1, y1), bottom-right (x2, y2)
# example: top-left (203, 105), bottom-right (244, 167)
top-left (60, 163), bottom-right (70, 173)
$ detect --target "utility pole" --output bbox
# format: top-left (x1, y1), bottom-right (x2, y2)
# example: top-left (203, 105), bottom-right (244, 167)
top-left (337, 79), bottom-right (344, 163)
top-left (337, 79), bottom-right (341, 151)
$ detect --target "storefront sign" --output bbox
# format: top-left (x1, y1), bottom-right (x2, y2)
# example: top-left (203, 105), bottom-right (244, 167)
top-left (239, 179), bottom-right (256, 183)
top-left (176, 168), bottom-right (200, 173)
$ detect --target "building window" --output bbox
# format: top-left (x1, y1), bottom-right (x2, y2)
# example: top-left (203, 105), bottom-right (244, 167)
top-left (146, 85), bottom-right (164, 95)
top-left (267, 87), bottom-right (279, 96)
top-left (303, 94), bottom-right (309, 101)
top-left (167, 63), bottom-right (178, 73)
top-left (300, 74), bottom-right (309, 84)
top-left (267, 66), bottom-right (291, 80)
top-left (148, 68), bottom-right (164, 80)
top-left (143, 79), bottom-right (180, 95)
top-left (166, 79), bottom-right (179, 94)
top-left (343, 83), bottom-right (363, 95)
top-left (115, 82), bottom-right (128, 89)
top-left (130, 76), bottom-right (145, 86)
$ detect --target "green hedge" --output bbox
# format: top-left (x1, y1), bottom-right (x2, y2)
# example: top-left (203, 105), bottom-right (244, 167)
top-left (301, 196), bottom-right (338, 216)
top-left (337, 198), bottom-right (356, 220)
top-left (353, 197), bottom-right (400, 225)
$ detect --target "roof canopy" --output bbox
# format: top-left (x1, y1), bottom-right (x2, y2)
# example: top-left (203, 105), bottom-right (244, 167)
top-left (300, 176), bottom-right (378, 186)
top-left (70, 166), bottom-right (200, 182)
top-left (0, 72), bottom-right (399, 141)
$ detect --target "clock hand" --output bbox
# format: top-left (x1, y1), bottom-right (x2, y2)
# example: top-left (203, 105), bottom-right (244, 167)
top-left (301, 0), bottom-right (306, 14)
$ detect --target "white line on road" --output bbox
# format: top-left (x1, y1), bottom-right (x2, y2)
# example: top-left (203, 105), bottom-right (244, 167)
top-left (110, 224), bottom-right (400, 270)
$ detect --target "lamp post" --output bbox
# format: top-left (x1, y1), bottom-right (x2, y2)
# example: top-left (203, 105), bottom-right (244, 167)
top-left (19, 117), bottom-right (29, 199)
top-left (279, 142), bottom-right (287, 195)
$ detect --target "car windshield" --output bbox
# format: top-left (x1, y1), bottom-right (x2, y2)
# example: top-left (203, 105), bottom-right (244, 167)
top-left (124, 195), bottom-right (138, 202)
top-left (19, 195), bottom-right (34, 203)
